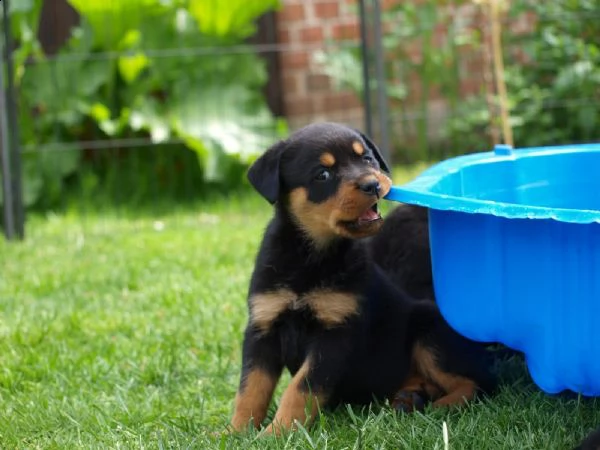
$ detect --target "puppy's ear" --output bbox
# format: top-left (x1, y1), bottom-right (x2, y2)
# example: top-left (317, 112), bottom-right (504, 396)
top-left (358, 131), bottom-right (390, 174)
top-left (247, 140), bottom-right (286, 204)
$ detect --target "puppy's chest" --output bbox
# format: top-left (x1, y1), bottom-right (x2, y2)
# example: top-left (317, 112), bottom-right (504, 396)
top-left (249, 286), bottom-right (362, 332)
top-left (250, 237), bottom-right (369, 331)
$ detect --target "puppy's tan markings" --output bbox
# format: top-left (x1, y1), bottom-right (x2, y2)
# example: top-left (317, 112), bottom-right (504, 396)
top-left (412, 343), bottom-right (478, 407)
top-left (264, 359), bottom-right (326, 435)
top-left (251, 289), bottom-right (297, 332)
top-left (374, 172), bottom-right (392, 196)
top-left (319, 152), bottom-right (336, 167)
top-left (289, 188), bottom-right (341, 247)
top-left (304, 289), bottom-right (359, 326)
top-left (391, 365), bottom-right (442, 412)
top-left (231, 368), bottom-right (279, 431)
top-left (357, 174), bottom-right (380, 190)
top-left (352, 141), bottom-right (364, 156)
top-left (395, 374), bottom-right (441, 399)
top-left (289, 185), bottom-right (384, 246)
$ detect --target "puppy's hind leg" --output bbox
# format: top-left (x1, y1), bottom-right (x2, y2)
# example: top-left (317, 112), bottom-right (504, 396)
top-left (408, 304), bottom-right (497, 408)
top-left (391, 373), bottom-right (441, 413)
top-left (409, 342), bottom-right (480, 407)
top-left (411, 336), bottom-right (496, 408)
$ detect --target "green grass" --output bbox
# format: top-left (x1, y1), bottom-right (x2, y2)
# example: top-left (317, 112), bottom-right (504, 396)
top-left (1, 166), bottom-right (599, 449)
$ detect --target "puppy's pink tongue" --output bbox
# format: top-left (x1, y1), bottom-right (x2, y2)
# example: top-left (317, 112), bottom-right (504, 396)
top-left (359, 208), bottom-right (380, 222)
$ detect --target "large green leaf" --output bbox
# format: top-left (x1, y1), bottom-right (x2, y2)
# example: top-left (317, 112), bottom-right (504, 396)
top-left (12, 21), bottom-right (101, 207)
top-left (8, 0), bottom-right (43, 40)
top-left (127, 97), bottom-right (172, 143)
top-left (7, 0), bottom-right (45, 84)
top-left (19, 21), bottom-right (110, 127)
top-left (21, 57), bottom-right (111, 127)
top-left (188, 0), bottom-right (281, 39)
top-left (123, 84), bottom-right (286, 181)
top-left (9, 0), bottom-right (286, 208)
top-left (169, 83), bottom-right (285, 180)
top-left (5, 147), bottom-right (81, 208)
top-left (66, 0), bottom-right (166, 49)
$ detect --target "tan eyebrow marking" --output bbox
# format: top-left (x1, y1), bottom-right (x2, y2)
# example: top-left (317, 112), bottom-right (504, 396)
top-left (352, 141), bottom-right (364, 156)
top-left (319, 152), bottom-right (336, 167)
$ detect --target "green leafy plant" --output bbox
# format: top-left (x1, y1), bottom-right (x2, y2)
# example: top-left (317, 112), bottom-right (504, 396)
top-left (4, 0), bottom-right (286, 208)
top-left (446, 0), bottom-right (600, 150)
top-left (318, 0), bottom-right (600, 161)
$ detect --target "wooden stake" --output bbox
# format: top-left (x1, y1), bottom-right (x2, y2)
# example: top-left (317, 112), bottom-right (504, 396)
top-left (489, 0), bottom-right (514, 146)
top-left (480, 3), bottom-right (500, 146)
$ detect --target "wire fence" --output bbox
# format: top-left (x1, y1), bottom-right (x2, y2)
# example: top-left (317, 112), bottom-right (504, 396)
top-left (1, 0), bottom-right (599, 239)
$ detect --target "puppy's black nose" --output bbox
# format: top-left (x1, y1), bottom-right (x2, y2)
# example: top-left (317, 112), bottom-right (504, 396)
top-left (358, 179), bottom-right (381, 196)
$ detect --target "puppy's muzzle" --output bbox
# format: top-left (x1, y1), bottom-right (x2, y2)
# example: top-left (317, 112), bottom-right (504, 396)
top-left (358, 179), bottom-right (381, 198)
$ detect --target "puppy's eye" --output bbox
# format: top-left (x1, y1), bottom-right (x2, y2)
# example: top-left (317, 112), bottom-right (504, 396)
top-left (315, 169), bottom-right (331, 181)
top-left (363, 155), bottom-right (374, 165)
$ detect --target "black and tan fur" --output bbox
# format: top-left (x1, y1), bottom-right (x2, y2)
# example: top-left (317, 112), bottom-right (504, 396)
top-left (230, 122), bottom-right (496, 434)
top-left (368, 204), bottom-right (434, 301)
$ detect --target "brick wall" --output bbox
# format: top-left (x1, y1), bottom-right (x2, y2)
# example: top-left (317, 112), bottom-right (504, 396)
top-left (275, 0), bottom-right (365, 130)
top-left (273, 0), bottom-right (489, 139)
top-left (273, 0), bottom-right (535, 152)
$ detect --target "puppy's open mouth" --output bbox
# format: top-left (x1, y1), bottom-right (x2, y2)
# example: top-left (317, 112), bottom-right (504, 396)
top-left (341, 203), bottom-right (382, 230)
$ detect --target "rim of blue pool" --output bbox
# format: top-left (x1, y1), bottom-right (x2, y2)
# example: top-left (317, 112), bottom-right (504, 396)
top-left (384, 143), bottom-right (600, 224)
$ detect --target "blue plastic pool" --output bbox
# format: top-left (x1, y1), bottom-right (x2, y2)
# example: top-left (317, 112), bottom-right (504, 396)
top-left (385, 143), bottom-right (600, 396)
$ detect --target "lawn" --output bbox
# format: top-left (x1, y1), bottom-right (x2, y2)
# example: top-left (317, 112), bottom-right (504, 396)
top-left (1, 165), bottom-right (599, 449)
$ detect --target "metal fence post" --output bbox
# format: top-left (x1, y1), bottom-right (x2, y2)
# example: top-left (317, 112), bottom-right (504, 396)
top-left (357, 0), bottom-right (391, 165)
top-left (1, 0), bottom-right (25, 240)
top-left (0, 48), bottom-right (15, 240)
top-left (370, 0), bottom-right (391, 164)
top-left (358, 0), bottom-right (373, 139)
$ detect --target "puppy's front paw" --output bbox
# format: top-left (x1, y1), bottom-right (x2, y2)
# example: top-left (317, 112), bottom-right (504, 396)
top-left (391, 390), bottom-right (426, 413)
top-left (261, 422), bottom-right (284, 437)
top-left (261, 420), bottom-right (298, 437)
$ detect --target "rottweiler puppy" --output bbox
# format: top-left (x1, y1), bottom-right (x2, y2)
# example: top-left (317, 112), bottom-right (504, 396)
top-left (369, 188), bottom-right (522, 365)
top-left (368, 204), bottom-right (434, 301)
top-left (230, 122), bottom-right (496, 434)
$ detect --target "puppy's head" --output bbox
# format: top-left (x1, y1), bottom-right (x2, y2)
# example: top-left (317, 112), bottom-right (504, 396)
top-left (248, 122), bottom-right (392, 246)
